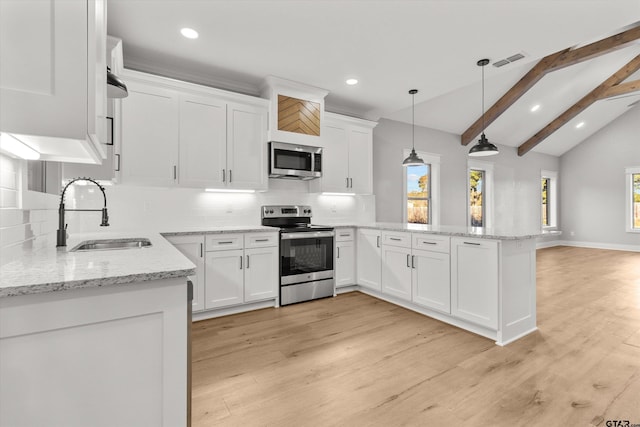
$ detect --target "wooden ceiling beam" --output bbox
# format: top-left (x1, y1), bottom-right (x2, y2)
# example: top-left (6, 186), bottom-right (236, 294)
top-left (517, 55), bottom-right (640, 156)
top-left (461, 25), bottom-right (640, 146)
top-left (460, 49), bottom-right (569, 146)
top-left (598, 79), bottom-right (640, 99)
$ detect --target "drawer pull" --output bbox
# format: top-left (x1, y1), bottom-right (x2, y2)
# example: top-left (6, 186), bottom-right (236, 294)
top-left (218, 241), bottom-right (234, 244)
top-left (389, 237), bottom-right (402, 241)
top-left (463, 241), bottom-right (481, 246)
top-left (421, 240), bottom-right (437, 245)
top-left (254, 238), bottom-right (269, 242)
top-left (339, 233), bottom-right (351, 237)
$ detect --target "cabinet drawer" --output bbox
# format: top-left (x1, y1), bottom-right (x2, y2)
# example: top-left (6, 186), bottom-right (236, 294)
top-left (244, 232), bottom-right (279, 248)
top-left (412, 234), bottom-right (450, 253)
top-left (205, 233), bottom-right (243, 251)
top-left (381, 231), bottom-right (411, 248)
top-left (335, 228), bottom-right (355, 242)
top-left (452, 237), bottom-right (498, 250)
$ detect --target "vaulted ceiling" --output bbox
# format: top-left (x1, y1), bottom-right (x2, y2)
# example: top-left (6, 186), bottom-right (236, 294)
top-left (107, 0), bottom-right (640, 156)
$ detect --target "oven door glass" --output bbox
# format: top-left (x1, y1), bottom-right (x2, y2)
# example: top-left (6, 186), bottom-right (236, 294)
top-left (281, 235), bottom-right (333, 280)
top-left (274, 149), bottom-right (312, 171)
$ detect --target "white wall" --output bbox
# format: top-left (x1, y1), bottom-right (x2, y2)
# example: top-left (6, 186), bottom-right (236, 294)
top-left (373, 118), bottom-right (560, 233)
top-left (560, 106), bottom-right (640, 250)
top-left (65, 178), bottom-right (375, 234)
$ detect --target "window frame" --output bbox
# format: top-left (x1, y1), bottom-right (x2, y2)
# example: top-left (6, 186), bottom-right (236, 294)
top-left (626, 166), bottom-right (640, 233)
top-left (467, 159), bottom-right (494, 228)
top-left (541, 170), bottom-right (558, 230)
top-left (402, 150), bottom-right (440, 226)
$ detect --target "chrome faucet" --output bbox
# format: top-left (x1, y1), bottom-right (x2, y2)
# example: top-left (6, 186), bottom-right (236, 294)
top-left (57, 177), bottom-right (109, 247)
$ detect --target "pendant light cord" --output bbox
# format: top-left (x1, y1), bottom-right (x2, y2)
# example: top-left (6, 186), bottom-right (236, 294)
top-left (412, 91), bottom-right (415, 150)
top-left (481, 62), bottom-right (485, 134)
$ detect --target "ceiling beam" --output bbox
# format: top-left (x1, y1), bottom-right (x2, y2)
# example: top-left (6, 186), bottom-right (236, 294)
top-left (517, 55), bottom-right (640, 156)
top-left (460, 49), bottom-right (568, 146)
top-left (598, 79), bottom-right (640, 99)
top-left (461, 25), bottom-right (640, 146)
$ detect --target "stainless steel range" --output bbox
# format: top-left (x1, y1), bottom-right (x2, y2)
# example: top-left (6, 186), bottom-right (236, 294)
top-left (261, 205), bottom-right (335, 306)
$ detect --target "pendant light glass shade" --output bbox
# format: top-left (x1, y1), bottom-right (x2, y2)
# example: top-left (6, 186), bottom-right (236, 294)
top-left (469, 59), bottom-right (498, 157)
top-left (107, 66), bottom-right (128, 98)
top-left (402, 89), bottom-right (424, 167)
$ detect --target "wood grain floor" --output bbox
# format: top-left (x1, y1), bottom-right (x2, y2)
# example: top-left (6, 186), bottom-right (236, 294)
top-left (192, 246), bottom-right (640, 426)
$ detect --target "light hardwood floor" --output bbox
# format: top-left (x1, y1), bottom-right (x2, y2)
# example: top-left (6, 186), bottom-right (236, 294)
top-left (192, 246), bottom-right (640, 426)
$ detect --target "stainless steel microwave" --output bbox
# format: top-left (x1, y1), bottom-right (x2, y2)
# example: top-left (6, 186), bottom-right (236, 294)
top-left (269, 142), bottom-right (322, 180)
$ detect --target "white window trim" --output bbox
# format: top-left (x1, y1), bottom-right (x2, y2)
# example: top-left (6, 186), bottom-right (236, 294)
top-left (402, 150), bottom-right (440, 225)
top-left (626, 166), bottom-right (640, 233)
top-left (541, 169), bottom-right (558, 230)
top-left (467, 159), bottom-right (494, 228)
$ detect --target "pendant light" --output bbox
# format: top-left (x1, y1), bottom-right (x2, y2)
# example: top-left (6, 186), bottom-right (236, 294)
top-left (402, 89), bottom-right (425, 166)
top-left (107, 66), bottom-right (128, 98)
top-left (469, 59), bottom-right (498, 157)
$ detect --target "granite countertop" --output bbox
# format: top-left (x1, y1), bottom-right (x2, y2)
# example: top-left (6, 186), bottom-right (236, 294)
top-left (161, 225), bottom-right (277, 236)
top-left (0, 232), bottom-right (196, 298)
top-left (323, 222), bottom-right (558, 240)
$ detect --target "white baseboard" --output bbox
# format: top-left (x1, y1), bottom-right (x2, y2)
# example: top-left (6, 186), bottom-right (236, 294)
top-left (557, 240), bottom-right (640, 252)
top-left (536, 240), bottom-right (563, 249)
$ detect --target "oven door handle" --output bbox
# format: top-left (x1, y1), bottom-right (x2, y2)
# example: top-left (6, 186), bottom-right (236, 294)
top-left (281, 231), bottom-right (335, 240)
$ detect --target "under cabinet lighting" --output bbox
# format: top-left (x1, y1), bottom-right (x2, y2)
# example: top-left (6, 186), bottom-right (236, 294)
top-left (180, 28), bottom-right (199, 39)
top-left (0, 133), bottom-right (40, 160)
top-left (205, 188), bottom-right (255, 193)
top-left (322, 192), bottom-right (356, 196)
top-left (575, 122), bottom-right (585, 129)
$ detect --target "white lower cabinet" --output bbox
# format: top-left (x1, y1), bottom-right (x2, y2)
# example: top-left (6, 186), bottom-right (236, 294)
top-left (411, 249), bottom-right (451, 313)
top-left (164, 234), bottom-right (205, 312)
top-left (244, 246), bottom-right (278, 302)
top-left (450, 237), bottom-right (498, 329)
top-left (336, 240), bottom-right (355, 287)
top-left (205, 249), bottom-right (245, 309)
top-left (381, 245), bottom-right (412, 301)
top-left (357, 229), bottom-right (381, 291)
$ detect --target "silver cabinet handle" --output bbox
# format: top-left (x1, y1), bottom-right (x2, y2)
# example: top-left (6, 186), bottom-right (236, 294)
top-left (337, 246), bottom-right (340, 259)
top-left (173, 165), bottom-right (177, 180)
top-left (350, 178), bottom-right (353, 188)
top-left (406, 254), bottom-right (411, 268)
top-left (218, 241), bottom-right (233, 244)
top-left (115, 154), bottom-right (121, 171)
top-left (229, 170), bottom-right (232, 183)
top-left (222, 169), bottom-right (226, 182)
top-left (464, 241), bottom-right (481, 246)
top-left (255, 238), bottom-right (269, 242)
top-left (411, 255), bottom-right (415, 269)
top-left (239, 255), bottom-right (243, 269)
top-left (339, 233), bottom-right (350, 237)
top-left (346, 177), bottom-right (349, 188)
top-left (376, 236), bottom-right (380, 248)
top-left (200, 243), bottom-right (203, 258)
top-left (389, 237), bottom-right (402, 241)
top-left (421, 240), bottom-right (437, 245)
top-left (246, 255), bottom-right (249, 269)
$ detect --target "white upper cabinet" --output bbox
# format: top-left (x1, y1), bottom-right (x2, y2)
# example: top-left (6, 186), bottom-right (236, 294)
top-left (179, 95), bottom-right (227, 188)
top-left (226, 103), bottom-right (268, 190)
top-left (0, 0), bottom-right (107, 164)
top-left (311, 112), bottom-right (376, 195)
top-left (118, 70), bottom-right (268, 189)
top-left (120, 80), bottom-right (179, 186)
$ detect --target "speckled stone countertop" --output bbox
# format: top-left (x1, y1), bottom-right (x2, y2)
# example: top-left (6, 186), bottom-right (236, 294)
top-left (0, 232), bottom-right (196, 298)
top-left (321, 222), bottom-right (559, 240)
top-left (161, 225), bottom-right (277, 236)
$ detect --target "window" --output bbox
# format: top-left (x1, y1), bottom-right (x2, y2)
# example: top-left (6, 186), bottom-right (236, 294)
top-left (468, 160), bottom-right (493, 228)
top-left (403, 151), bottom-right (440, 225)
top-left (541, 170), bottom-right (558, 229)
top-left (626, 167), bottom-right (640, 233)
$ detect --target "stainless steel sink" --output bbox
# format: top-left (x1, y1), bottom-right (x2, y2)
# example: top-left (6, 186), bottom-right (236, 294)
top-left (71, 238), bottom-right (152, 252)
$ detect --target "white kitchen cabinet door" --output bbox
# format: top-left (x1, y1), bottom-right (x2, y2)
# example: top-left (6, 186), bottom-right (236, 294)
top-left (412, 249), bottom-right (451, 314)
top-left (347, 128), bottom-right (373, 194)
top-left (357, 229), bottom-right (381, 291)
top-left (165, 234), bottom-right (206, 312)
top-left (205, 249), bottom-right (244, 309)
top-left (179, 95), bottom-right (227, 188)
top-left (120, 81), bottom-right (179, 186)
top-left (226, 102), bottom-right (268, 190)
top-left (0, 0), bottom-right (107, 161)
top-left (244, 246), bottom-right (278, 302)
top-left (336, 240), bottom-right (355, 287)
top-left (381, 245), bottom-right (413, 301)
top-left (320, 123), bottom-right (350, 192)
top-left (451, 237), bottom-right (499, 329)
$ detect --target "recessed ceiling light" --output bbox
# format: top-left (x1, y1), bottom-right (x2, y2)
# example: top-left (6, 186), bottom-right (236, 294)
top-left (530, 104), bottom-right (540, 112)
top-left (576, 121), bottom-right (585, 129)
top-left (345, 78), bottom-right (358, 85)
top-left (180, 28), bottom-right (199, 39)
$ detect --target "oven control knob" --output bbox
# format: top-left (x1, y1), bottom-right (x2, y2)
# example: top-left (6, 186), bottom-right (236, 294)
top-left (269, 209), bottom-right (274, 214)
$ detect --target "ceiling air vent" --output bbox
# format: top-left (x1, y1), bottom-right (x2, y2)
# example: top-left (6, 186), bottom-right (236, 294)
top-left (493, 52), bottom-right (526, 68)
